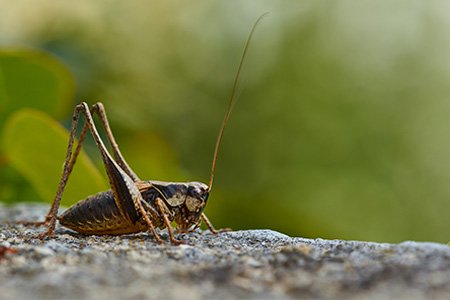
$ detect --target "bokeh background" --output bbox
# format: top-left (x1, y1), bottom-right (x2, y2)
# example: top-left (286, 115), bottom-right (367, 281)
top-left (1, 1), bottom-right (449, 243)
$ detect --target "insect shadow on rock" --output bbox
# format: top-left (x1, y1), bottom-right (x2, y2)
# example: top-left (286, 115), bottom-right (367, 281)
top-left (18, 14), bottom-right (268, 245)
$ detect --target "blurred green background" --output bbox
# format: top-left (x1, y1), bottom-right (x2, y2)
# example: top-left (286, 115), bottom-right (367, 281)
top-left (1, 1), bottom-right (449, 243)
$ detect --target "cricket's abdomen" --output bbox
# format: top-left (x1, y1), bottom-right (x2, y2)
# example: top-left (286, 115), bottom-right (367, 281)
top-left (58, 190), bottom-right (147, 235)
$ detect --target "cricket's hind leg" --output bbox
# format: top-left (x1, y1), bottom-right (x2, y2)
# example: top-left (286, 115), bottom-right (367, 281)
top-left (12, 106), bottom-right (92, 230)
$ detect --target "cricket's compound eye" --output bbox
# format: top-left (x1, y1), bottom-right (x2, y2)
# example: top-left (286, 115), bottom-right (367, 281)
top-left (186, 182), bottom-right (209, 212)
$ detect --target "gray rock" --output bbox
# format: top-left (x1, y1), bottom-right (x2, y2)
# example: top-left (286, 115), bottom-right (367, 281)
top-left (0, 204), bottom-right (449, 299)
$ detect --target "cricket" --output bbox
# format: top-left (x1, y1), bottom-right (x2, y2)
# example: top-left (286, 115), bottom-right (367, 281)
top-left (19, 14), bottom-right (267, 245)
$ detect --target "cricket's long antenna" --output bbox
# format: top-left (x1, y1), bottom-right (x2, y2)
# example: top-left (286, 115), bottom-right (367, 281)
top-left (208, 12), bottom-right (268, 191)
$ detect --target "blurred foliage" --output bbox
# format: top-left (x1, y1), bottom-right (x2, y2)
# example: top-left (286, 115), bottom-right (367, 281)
top-left (0, 50), bottom-right (74, 129)
top-left (0, 49), bottom-right (76, 203)
top-left (0, 1), bottom-right (450, 243)
top-left (3, 109), bottom-right (107, 204)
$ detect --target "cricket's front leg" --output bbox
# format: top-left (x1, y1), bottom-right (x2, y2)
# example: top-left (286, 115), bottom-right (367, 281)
top-left (201, 213), bottom-right (231, 234)
top-left (155, 198), bottom-right (185, 245)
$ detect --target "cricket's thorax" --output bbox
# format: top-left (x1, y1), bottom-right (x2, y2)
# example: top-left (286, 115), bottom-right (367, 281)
top-left (58, 181), bottom-right (209, 235)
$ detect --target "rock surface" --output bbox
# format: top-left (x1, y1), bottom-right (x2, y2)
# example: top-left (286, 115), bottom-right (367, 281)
top-left (1, 203), bottom-right (449, 299)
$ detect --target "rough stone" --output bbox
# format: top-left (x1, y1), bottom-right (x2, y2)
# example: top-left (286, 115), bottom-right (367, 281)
top-left (0, 203), bottom-right (449, 299)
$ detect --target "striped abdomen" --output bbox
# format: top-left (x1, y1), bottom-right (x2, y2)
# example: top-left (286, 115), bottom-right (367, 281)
top-left (58, 190), bottom-right (148, 235)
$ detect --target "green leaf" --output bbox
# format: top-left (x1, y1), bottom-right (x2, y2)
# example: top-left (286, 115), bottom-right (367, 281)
top-left (0, 49), bottom-right (77, 204)
top-left (2, 109), bottom-right (108, 206)
top-left (0, 49), bottom-right (74, 131)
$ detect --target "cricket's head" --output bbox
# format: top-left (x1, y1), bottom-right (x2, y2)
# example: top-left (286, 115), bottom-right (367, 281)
top-left (174, 181), bottom-right (209, 231)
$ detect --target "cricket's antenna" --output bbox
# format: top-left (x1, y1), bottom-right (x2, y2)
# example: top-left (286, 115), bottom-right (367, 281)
top-left (208, 12), bottom-right (268, 191)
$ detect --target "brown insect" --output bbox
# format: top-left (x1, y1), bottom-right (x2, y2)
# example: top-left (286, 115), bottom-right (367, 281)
top-left (19, 14), bottom-right (267, 245)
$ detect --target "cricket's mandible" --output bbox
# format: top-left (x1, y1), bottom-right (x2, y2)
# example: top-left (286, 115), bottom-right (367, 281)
top-left (19, 14), bottom-right (267, 245)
